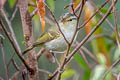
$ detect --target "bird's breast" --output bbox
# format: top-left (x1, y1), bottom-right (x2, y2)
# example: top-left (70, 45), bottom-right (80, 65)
top-left (45, 36), bottom-right (67, 51)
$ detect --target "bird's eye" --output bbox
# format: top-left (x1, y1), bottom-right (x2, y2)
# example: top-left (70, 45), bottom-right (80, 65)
top-left (69, 19), bottom-right (72, 21)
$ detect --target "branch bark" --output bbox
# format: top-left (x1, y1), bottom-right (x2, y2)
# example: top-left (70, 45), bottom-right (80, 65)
top-left (18, 0), bottom-right (38, 79)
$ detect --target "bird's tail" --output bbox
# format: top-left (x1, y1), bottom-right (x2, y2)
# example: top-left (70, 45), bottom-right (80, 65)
top-left (22, 42), bottom-right (42, 55)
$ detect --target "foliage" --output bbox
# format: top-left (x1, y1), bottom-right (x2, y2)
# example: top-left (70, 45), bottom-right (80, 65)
top-left (0, 0), bottom-right (120, 80)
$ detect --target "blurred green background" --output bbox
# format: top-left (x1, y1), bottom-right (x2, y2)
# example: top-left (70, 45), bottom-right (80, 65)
top-left (0, 0), bottom-right (120, 80)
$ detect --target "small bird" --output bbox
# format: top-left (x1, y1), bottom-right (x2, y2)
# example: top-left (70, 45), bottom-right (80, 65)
top-left (23, 13), bottom-right (78, 54)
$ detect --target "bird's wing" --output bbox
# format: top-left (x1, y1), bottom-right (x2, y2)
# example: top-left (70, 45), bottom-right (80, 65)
top-left (22, 26), bottom-right (60, 55)
top-left (36, 30), bottom-right (60, 44)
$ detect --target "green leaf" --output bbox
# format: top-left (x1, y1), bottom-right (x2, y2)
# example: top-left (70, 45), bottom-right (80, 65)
top-left (90, 65), bottom-right (106, 80)
top-left (113, 47), bottom-right (120, 61)
top-left (28, 6), bottom-right (35, 13)
top-left (8, 0), bottom-right (16, 8)
top-left (74, 53), bottom-right (90, 71)
top-left (83, 70), bottom-right (91, 80)
top-left (46, 0), bottom-right (55, 12)
top-left (0, 34), bottom-right (5, 40)
top-left (61, 69), bottom-right (76, 80)
top-left (74, 53), bottom-right (91, 80)
top-left (73, 73), bottom-right (79, 80)
top-left (97, 53), bottom-right (106, 65)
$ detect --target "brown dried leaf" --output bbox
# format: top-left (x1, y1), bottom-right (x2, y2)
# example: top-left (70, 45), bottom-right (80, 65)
top-left (36, 0), bottom-right (45, 32)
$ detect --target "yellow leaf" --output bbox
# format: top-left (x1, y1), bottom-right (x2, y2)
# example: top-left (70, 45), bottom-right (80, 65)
top-left (36, 0), bottom-right (45, 32)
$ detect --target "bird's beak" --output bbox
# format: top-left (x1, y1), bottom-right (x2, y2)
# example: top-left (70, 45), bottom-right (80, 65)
top-left (61, 18), bottom-right (67, 24)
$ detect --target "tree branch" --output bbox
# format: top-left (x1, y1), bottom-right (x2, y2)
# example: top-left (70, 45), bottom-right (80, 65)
top-left (0, 19), bottom-right (32, 75)
top-left (18, 0), bottom-right (39, 79)
top-left (1, 9), bottom-right (22, 54)
top-left (66, 0), bottom-right (115, 64)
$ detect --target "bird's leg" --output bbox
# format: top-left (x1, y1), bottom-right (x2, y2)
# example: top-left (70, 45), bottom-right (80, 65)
top-left (50, 50), bottom-right (60, 67)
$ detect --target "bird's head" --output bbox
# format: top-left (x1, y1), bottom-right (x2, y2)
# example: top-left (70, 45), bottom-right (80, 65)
top-left (60, 13), bottom-right (77, 25)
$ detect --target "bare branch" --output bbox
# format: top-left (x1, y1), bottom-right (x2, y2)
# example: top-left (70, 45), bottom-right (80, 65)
top-left (45, 4), bottom-right (70, 44)
top-left (38, 69), bottom-right (52, 75)
top-left (37, 48), bottom-right (45, 60)
top-left (66, 0), bottom-right (114, 64)
top-left (30, 8), bottom-right (38, 17)
top-left (81, 46), bottom-right (98, 64)
top-left (56, 0), bottom-right (86, 80)
top-left (90, 1), bottom-right (115, 31)
top-left (10, 5), bottom-right (18, 21)
top-left (10, 0), bottom-right (18, 21)
top-left (77, 0), bottom-right (109, 30)
top-left (48, 70), bottom-right (58, 80)
top-left (0, 19), bottom-right (33, 73)
top-left (51, 52), bottom-right (60, 67)
top-left (7, 52), bottom-right (15, 68)
top-left (74, 41), bottom-right (98, 64)
top-left (11, 59), bottom-right (20, 71)
top-left (71, 3), bottom-right (78, 17)
top-left (87, 34), bottom-right (116, 43)
top-left (1, 9), bottom-right (22, 54)
top-left (10, 71), bottom-right (20, 80)
top-left (103, 56), bottom-right (120, 79)
top-left (112, 0), bottom-right (120, 47)
top-left (0, 38), bottom-right (9, 80)
top-left (79, 49), bottom-right (91, 68)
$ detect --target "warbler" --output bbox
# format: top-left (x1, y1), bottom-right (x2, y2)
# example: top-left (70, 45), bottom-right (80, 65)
top-left (23, 13), bottom-right (78, 54)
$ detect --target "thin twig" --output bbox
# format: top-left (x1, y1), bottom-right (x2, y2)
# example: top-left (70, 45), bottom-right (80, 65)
top-left (45, 17), bottom-right (55, 26)
top-left (38, 69), bottom-right (52, 75)
top-left (30, 8), bottom-right (38, 17)
top-left (70, 0), bottom-right (85, 45)
top-left (11, 59), bottom-right (20, 71)
top-left (66, 0), bottom-right (115, 67)
top-left (1, 9), bottom-right (22, 54)
top-left (90, 1), bottom-right (115, 31)
top-left (9, 67), bottom-right (27, 80)
top-left (103, 56), bottom-right (120, 79)
top-left (10, 0), bottom-right (18, 21)
top-left (51, 53), bottom-right (60, 67)
top-left (79, 49), bottom-right (91, 69)
top-left (10, 5), bottom-right (18, 21)
top-left (31, 8), bottom-right (55, 26)
top-left (22, 70), bottom-right (26, 80)
top-left (45, 4), bottom-right (70, 44)
top-left (0, 38), bottom-right (9, 80)
top-left (71, 3), bottom-right (78, 17)
top-left (74, 41), bottom-right (98, 64)
top-left (56, 1), bottom-right (86, 80)
top-left (48, 69), bottom-right (58, 80)
top-left (10, 71), bottom-right (20, 80)
top-left (21, 69), bottom-right (27, 80)
top-left (87, 34), bottom-right (116, 43)
top-left (81, 46), bottom-right (98, 64)
top-left (48, 0), bottom-right (110, 79)
top-left (7, 52), bottom-right (16, 68)
top-left (112, 0), bottom-right (120, 47)
top-left (74, 0), bottom-right (82, 13)
top-left (77, 0), bottom-right (109, 30)
top-left (0, 19), bottom-right (33, 73)
top-left (37, 48), bottom-right (46, 60)
top-left (103, 0), bottom-right (120, 79)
